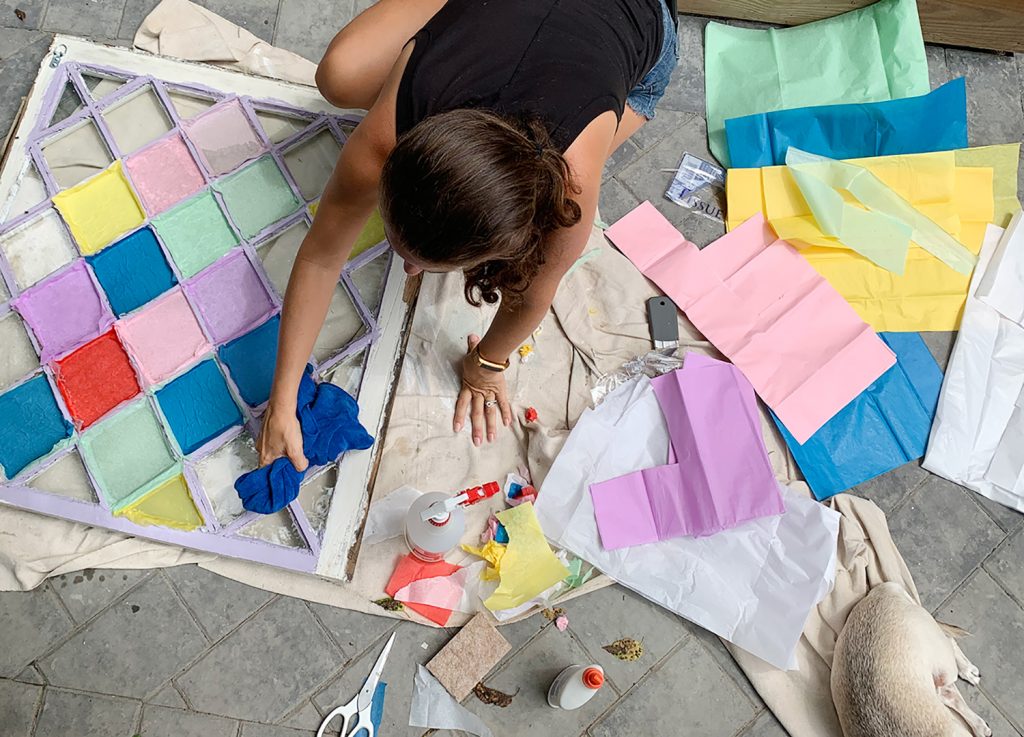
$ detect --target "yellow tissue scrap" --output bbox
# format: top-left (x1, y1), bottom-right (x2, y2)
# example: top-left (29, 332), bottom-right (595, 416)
top-left (461, 539), bottom-right (506, 581)
top-left (52, 162), bottom-right (145, 255)
top-left (309, 201), bottom-right (387, 261)
top-left (483, 503), bottom-right (569, 612)
top-left (517, 344), bottom-right (533, 360)
top-left (114, 474), bottom-right (203, 531)
top-left (726, 144), bottom-right (1021, 331)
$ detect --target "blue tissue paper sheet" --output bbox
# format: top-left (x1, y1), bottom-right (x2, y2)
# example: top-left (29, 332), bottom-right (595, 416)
top-left (725, 78), bottom-right (968, 168)
top-left (773, 332), bottom-right (943, 500)
top-left (219, 315), bottom-right (279, 408)
top-left (235, 365), bottom-right (374, 514)
top-left (156, 359), bottom-right (244, 455)
top-left (0, 375), bottom-right (73, 478)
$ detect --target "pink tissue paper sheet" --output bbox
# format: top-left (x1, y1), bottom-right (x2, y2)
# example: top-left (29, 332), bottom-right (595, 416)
top-left (14, 260), bottom-right (114, 362)
top-left (590, 354), bottom-right (783, 549)
top-left (605, 202), bottom-right (895, 442)
top-left (124, 134), bottom-right (205, 216)
top-left (182, 99), bottom-right (265, 176)
top-left (116, 288), bottom-right (211, 386)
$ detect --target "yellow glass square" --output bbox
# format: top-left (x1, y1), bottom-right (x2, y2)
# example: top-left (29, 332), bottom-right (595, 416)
top-left (53, 162), bottom-right (145, 255)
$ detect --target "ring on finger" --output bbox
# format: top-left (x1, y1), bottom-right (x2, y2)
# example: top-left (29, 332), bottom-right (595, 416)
top-left (484, 400), bottom-right (497, 408)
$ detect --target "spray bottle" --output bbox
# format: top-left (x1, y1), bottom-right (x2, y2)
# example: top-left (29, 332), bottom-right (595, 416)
top-left (404, 481), bottom-right (501, 562)
top-left (547, 664), bottom-right (605, 709)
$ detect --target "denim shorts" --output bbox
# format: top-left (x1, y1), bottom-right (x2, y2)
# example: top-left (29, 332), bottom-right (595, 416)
top-left (626, 2), bottom-right (679, 120)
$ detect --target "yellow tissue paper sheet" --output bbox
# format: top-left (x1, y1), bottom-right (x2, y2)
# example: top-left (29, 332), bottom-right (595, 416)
top-left (461, 540), bottom-right (506, 581)
top-left (309, 202), bottom-right (387, 261)
top-left (726, 144), bottom-right (1020, 331)
top-left (114, 474), bottom-right (203, 531)
top-left (483, 503), bottom-right (569, 612)
top-left (52, 162), bottom-right (145, 255)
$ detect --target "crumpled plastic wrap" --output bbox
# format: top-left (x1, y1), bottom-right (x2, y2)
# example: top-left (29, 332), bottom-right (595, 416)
top-left (409, 664), bottom-right (493, 737)
top-left (590, 348), bottom-right (683, 405)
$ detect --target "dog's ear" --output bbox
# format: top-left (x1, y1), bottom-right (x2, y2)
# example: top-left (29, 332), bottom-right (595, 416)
top-left (937, 621), bottom-right (972, 639)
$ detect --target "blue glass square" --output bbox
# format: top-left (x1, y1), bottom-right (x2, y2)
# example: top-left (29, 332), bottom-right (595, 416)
top-left (88, 227), bottom-right (177, 316)
top-left (156, 359), bottom-right (242, 455)
top-left (218, 315), bottom-right (279, 407)
top-left (0, 375), bottom-right (73, 478)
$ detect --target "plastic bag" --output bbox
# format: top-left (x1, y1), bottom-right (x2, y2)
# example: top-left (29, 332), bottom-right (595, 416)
top-left (665, 152), bottom-right (726, 223)
top-left (590, 348), bottom-right (683, 404)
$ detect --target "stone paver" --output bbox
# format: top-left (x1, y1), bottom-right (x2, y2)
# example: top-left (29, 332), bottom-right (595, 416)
top-left (52, 568), bottom-right (152, 622)
top-left (165, 564), bottom-right (274, 641)
top-left (889, 475), bottom-right (1005, 611)
top-left (0, 585), bottom-right (73, 677)
top-left (3, 6), bottom-right (1024, 737)
top-left (139, 703), bottom-right (238, 737)
top-left (34, 688), bottom-right (140, 737)
top-left (178, 596), bottom-right (343, 723)
top-left (0, 678), bottom-right (44, 737)
top-left (590, 636), bottom-right (758, 737)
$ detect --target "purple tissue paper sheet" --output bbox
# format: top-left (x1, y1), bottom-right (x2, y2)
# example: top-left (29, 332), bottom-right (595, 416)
top-left (590, 354), bottom-right (783, 549)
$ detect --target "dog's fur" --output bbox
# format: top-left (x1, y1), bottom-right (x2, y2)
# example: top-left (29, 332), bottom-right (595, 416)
top-left (832, 582), bottom-right (991, 737)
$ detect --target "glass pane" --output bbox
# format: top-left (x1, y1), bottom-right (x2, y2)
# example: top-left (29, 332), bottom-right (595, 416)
top-left (323, 348), bottom-right (366, 399)
top-left (350, 249), bottom-right (391, 317)
top-left (194, 433), bottom-right (258, 526)
top-left (312, 284), bottom-right (365, 363)
top-left (0, 208), bottom-right (77, 289)
top-left (256, 221), bottom-right (309, 296)
top-left (282, 129), bottom-right (341, 201)
top-left (41, 118), bottom-right (113, 190)
top-left (1, 160), bottom-right (48, 224)
top-left (101, 86), bottom-right (172, 154)
top-left (82, 73), bottom-right (127, 101)
top-left (27, 451), bottom-right (97, 503)
top-left (49, 80), bottom-right (85, 127)
top-left (237, 508), bottom-right (305, 548)
top-left (167, 90), bottom-right (218, 121)
top-left (0, 311), bottom-right (39, 391)
top-left (297, 465), bottom-right (336, 535)
top-left (256, 109), bottom-right (310, 143)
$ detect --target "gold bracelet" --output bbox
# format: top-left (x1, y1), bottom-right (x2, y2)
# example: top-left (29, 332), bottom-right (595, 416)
top-left (472, 345), bottom-right (510, 372)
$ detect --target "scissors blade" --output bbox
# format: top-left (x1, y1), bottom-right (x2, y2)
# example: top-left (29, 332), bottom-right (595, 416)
top-left (357, 631), bottom-right (396, 711)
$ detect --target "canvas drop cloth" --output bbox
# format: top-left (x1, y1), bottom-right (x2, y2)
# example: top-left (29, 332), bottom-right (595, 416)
top-left (0, 8), bottom-right (938, 736)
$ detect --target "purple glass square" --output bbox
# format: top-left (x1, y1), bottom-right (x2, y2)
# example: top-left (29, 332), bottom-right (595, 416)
top-left (14, 261), bottom-right (114, 362)
top-left (184, 250), bottom-right (275, 344)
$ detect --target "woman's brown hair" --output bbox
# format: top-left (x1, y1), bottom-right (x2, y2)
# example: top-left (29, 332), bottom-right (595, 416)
top-left (379, 108), bottom-right (581, 306)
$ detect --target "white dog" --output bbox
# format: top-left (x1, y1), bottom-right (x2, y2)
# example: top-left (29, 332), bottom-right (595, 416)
top-left (832, 582), bottom-right (991, 737)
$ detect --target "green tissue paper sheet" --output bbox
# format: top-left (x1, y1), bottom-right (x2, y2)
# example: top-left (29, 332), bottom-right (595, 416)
top-left (704, 0), bottom-right (929, 166)
top-left (786, 148), bottom-right (977, 276)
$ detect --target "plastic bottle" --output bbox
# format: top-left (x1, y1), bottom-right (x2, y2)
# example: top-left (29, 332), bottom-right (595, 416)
top-left (404, 492), bottom-right (465, 562)
top-left (547, 664), bottom-right (605, 709)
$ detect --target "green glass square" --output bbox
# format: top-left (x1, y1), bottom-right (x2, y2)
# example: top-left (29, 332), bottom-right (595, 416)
top-left (213, 156), bottom-right (301, 239)
top-left (79, 398), bottom-right (177, 508)
top-left (152, 191), bottom-right (238, 277)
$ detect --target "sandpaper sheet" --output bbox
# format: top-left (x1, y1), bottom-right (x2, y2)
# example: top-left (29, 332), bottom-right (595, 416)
top-left (426, 613), bottom-right (511, 700)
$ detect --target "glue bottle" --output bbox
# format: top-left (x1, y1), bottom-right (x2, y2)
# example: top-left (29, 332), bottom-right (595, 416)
top-left (547, 664), bottom-right (604, 710)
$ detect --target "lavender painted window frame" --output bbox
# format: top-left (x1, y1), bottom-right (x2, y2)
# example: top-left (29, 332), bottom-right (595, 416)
top-left (0, 42), bottom-right (410, 580)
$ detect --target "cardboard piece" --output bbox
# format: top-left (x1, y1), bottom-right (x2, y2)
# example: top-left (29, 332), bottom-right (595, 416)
top-left (725, 77), bottom-right (968, 168)
top-left (704, 0), bottom-right (929, 165)
top-left (606, 203), bottom-right (894, 442)
top-left (426, 613), bottom-right (511, 700)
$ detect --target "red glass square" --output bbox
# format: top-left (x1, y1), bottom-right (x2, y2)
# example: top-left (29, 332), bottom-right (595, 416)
top-left (54, 331), bottom-right (141, 429)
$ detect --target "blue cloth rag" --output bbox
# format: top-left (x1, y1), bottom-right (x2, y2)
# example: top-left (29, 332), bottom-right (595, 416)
top-left (235, 365), bottom-right (374, 514)
top-left (772, 333), bottom-right (943, 500)
top-left (725, 78), bottom-right (967, 168)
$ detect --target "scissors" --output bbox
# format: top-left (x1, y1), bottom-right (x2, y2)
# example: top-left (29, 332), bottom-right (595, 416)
top-left (317, 631), bottom-right (395, 737)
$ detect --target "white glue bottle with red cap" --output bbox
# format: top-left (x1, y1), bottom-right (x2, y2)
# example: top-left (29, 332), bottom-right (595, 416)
top-left (405, 482), bottom-right (502, 562)
top-left (547, 664), bottom-right (605, 709)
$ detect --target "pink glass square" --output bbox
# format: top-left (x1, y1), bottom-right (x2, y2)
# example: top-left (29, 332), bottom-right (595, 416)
top-left (14, 261), bottom-right (114, 362)
top-left (184, 250), bottom-right (275, 344)
top-left (182, 99), bottom-right (265, 176)
top-left (116, 287), bottom-right (212, 386)
top-left (124, 134), bottom-right (205, 216)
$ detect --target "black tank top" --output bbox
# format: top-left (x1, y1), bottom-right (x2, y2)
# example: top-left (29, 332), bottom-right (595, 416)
top-left (395, 0), bottom-right (665, 152)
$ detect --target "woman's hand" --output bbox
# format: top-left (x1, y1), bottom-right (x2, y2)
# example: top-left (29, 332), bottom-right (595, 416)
top-left (454, 334), bottom-right (513, 445)
top-left (257, 401), bottom-right (309, 471)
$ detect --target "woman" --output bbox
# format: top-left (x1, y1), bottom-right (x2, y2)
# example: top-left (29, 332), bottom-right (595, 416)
top-left (258, 0), bottom-right (678, 469)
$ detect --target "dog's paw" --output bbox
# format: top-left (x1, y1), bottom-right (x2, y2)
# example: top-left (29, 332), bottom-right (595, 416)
top-left (960, 662), bottom-right (981, 685)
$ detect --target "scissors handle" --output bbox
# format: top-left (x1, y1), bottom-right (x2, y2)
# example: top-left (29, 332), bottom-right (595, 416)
top-left (317, 703), bottom-right (374, 737)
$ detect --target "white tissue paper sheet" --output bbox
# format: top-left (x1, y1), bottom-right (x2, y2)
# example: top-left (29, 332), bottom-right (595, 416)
top-left (535, 376), bottom-right (840, 670)
top-left (410, 664), bottom-right (494, 737)
top-left (925, 217), bottom-right (1024, 511)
